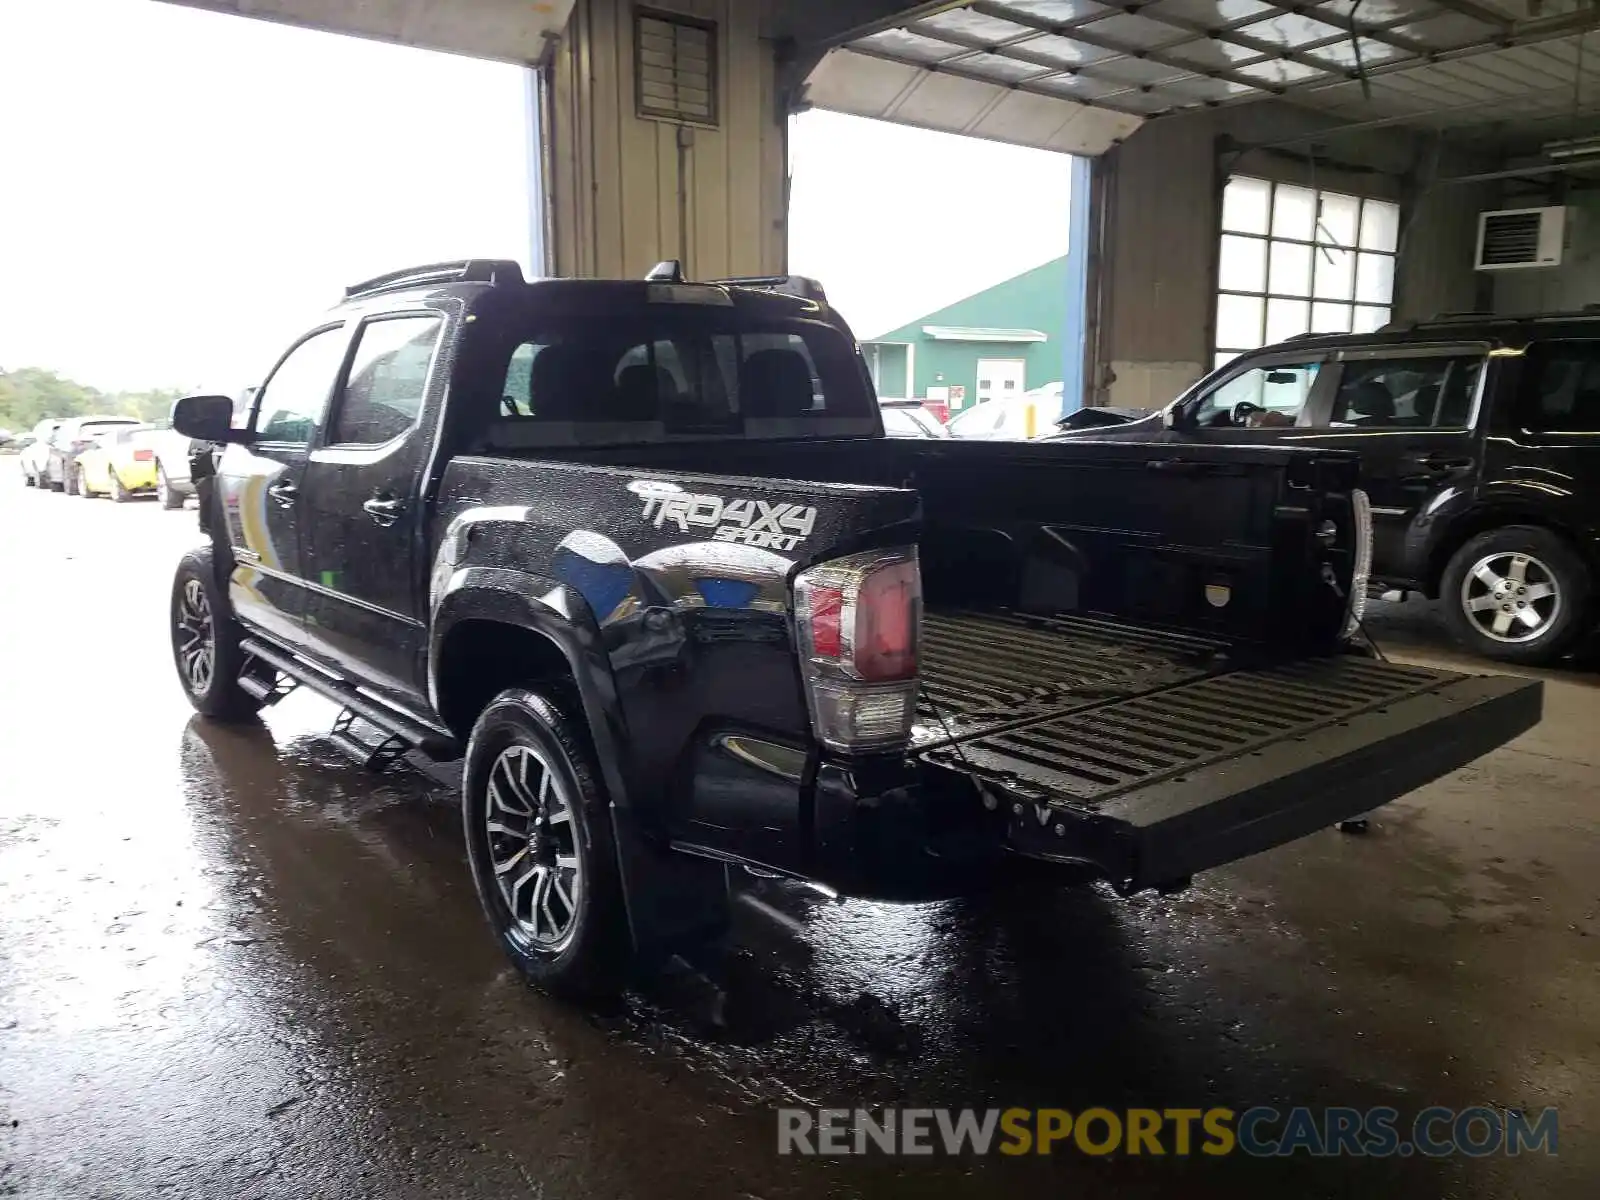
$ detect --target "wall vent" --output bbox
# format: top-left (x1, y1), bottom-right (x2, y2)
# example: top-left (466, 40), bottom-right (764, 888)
top-left (635, 7), bottom-right (718, 127)
top-left (1475, 206), bottom-right (1567, 271)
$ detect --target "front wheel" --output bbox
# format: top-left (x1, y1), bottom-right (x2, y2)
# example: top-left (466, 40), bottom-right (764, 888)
top-left (170, 547), bottom-right (261, 721)
top-left (158, 466), bottom-right (184, 510)
top-left (1441, 526), bottom-right (1591, 666)
top-left (462, 689), bottom-right (629, 1000)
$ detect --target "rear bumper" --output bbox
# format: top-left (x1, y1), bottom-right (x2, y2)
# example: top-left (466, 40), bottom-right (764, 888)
top-left (994, 672), bottom-right (1540, 888)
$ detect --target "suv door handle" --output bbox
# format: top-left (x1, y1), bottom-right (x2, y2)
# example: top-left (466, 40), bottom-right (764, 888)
top-left (1413, 453), bottom-right (1474, 472)
top-left (266, 480), bottom-right (297, 508)
top-left (362, 495), bottom-right (405, 526)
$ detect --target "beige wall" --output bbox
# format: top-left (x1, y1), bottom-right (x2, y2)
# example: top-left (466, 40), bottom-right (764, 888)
top-left (546, 0), bottom-right (787, 279)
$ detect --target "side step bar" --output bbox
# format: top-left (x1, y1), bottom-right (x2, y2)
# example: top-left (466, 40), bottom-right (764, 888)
top-left (238, 636), bottom-right (460, 760)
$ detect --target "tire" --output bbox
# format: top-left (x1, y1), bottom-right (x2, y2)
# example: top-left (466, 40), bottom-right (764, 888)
top-left (170, 546), bottom-right (262, 721)
top-left (158, 466), bottom-right (183, 510)
top-left (1440, 525), bottom-right (1591, 666)
top-left (63, 466), bottom-right (78, 496)
top-left (462, 688), bottom-right (629, 1000)
top-left (110, 469), bottom-right (129, 503)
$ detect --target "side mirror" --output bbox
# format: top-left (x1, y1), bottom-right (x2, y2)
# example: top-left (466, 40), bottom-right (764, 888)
top-left (1162, 402), bottom-right (1195, 432)
top-left (172, 394), bottom-right (250, 444)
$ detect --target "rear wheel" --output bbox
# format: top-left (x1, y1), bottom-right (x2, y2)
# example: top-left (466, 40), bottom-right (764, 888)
top-left (109, 469), bottom-right (129, 503)
top-left (64, 466), bottom-right (79, 496)
top-left (170, 547), bottom-right (261, 721)
top-left (462, 688), bottom-right (629, 1000)
top-left (1441, 526), bottom-right (1591, 666)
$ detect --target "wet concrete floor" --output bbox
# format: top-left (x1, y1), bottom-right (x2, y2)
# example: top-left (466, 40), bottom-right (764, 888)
top-left (0, 479), bottom-right (1596, 1198)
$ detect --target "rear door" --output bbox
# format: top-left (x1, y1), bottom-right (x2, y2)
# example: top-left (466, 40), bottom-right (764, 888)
top-left (296, 311), bottom-right (446, 706)
top-left (1295, 344), bottom-right (1488, 571)
top-left (215, 324), bottom-right (350, 647)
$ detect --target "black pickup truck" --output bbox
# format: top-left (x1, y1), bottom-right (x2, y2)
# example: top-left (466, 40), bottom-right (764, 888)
top-left (168, 259), bottom-right (1541, 998)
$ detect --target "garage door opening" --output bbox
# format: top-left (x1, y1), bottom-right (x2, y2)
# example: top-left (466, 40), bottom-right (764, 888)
top-left (787, 109), bottom-right (1087, 435)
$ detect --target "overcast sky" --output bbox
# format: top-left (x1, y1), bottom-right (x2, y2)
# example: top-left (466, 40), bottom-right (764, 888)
top-left (1, 0), bottom-right (1072, 392)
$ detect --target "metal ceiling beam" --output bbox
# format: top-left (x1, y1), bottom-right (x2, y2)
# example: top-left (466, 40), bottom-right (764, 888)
top-left (840, 42), bottom-right (1151, 118)
top-left (1215, 6), bottom-right (1600, 108)
top-left (806, 1), bottom-right (984, 52)
top-left (1120, 2), bottom-right (1430, 69)
top-left (1419, 0), bottom-right (1515, 31)
top-left (969, 0), bottom-right (1357, 91)
top-left (1243, 82), bottom-right (1600, 145)
top-left (903, 18), bottom-right (1282, 99)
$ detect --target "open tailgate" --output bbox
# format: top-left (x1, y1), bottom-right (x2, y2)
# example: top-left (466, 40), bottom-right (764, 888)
top-left (915, 611), bottom-right (1542, 890)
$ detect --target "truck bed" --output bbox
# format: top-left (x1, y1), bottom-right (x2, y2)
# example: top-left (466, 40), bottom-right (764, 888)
top-left (916, 609), bottom-right (1541, 888)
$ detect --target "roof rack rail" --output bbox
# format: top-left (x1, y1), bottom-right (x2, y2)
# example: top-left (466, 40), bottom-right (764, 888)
top-left (709, 273), bottom-right (828, 303)
top-left (344, 259), bottom-right (525, 300)
top-left (640, 261), bottom-right (829, 303)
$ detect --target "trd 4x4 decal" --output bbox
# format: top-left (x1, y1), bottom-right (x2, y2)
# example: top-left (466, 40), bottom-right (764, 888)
top-left (631, 482), bottom-right (817, 551)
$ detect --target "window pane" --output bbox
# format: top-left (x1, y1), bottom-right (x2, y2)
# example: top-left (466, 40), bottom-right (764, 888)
top-left (1222, 176), bottom-right (1271, 234)
top-left (1327, 356), bottom-right (1484, 428)
top-left (1310, 301), bottom-right (1351, 333)
top-left (1269, 240), bottom-right (1312, 296)
top-left (331, 315), bottom-right (442, 445)
top-left (1266, 297), bottom-right (1309, 344)
top-left (256, 328), bottom-right (348, 444)
top-left (1216, 293), bottom-right (1264, 350)
top-left (1272, 184), bottom-right (1315, 241)
top-left (1192, 361), bottom-right (1320, 428)
top-left (1355, 252), bottom-right (1395, 304)
top-left (1314, 244), bottom-right (1355, 299)
top-left (1360, 199), bottom-right (1400, 252)
top-left (1352, 304), bottom-right (1391, 334)
top-left (1318, 192), bottom-right (1359, 247)
top-left (1521, 346), bottom-right (1600, 433)
top-left (1218, 234), bottom-right (1267, 292)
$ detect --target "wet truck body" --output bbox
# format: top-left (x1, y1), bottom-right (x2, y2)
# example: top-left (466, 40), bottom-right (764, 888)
top-left (178, 264), bottom-right (1541, 982)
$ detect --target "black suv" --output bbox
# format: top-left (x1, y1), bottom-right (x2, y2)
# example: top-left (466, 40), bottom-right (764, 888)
top-left (1062, 313), bottom-right (1600, 665)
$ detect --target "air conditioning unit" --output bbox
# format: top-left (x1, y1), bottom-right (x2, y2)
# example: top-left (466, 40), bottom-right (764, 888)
top-left (1475, 206), bottom-right (1567, 270)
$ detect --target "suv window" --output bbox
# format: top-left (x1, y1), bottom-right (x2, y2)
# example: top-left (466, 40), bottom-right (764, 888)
top-left (1191, 361), bottom-right (1320, 429)
top-left (330, 315), bottom-right (442, 445)
top-left (256, 327), bottom-right (348, 445)
top-left (1325, 356), bottom-right (1482, 429)
top-left (1520, 343), bottom-right (1600, 434)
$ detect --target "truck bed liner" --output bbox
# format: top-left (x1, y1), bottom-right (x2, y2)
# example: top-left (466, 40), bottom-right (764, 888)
top-left (918, 608), bottom-right (1507, 811)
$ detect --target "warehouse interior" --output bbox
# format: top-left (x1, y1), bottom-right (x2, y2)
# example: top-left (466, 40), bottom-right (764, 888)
top-left (162, 0), bottom-right (1600, 409)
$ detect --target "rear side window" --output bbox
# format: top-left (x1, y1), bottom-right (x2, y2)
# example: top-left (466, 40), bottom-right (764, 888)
top-left (485, 308), bottom-right (871, 443)
top-left (1520, 343), bottom-right (1600, 434)
top-left (330, 314), bottom-right (443, 445)
top-left (1325, 356), bottom-right (1482, 428)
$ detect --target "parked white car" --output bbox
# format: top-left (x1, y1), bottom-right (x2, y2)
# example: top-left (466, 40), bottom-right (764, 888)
top-left (947, 383), bottom-right (1063, 441)
top-left (18, 418), bottom-right (62, 486)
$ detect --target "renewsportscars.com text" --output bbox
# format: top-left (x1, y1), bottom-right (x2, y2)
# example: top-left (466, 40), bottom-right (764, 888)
top-left (777, 1106), bottom-right (1558, 1158)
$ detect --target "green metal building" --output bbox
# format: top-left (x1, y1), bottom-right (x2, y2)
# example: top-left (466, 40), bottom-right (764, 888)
top-left (860, 255), bottom-right (1069, 415)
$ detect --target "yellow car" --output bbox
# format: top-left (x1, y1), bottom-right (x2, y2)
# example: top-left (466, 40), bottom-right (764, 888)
top-left (78, 425), bottom-right (161, 502)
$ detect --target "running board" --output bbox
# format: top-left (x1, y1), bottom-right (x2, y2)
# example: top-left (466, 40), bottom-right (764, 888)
top-left (238, 636), bottom-right (460, 759)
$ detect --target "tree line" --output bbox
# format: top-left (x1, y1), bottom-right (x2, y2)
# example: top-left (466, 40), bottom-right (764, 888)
top-left (0, 367), bottom-right (186, 435)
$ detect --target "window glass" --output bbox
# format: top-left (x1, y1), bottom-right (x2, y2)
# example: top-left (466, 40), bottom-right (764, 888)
top-left (329, 315), bottom-right (442, 445)
top-left (1215, 177), bottom-right (1399, 361)
top-left (256, 327), bottom-right (347, 444)
top-left (1521, 345), bottom-right (1600, 433)
top-left (492, 316), bottom-right (864, 432)
top-left (1325, 356), bottom-right (1483, 428)
top-left (1191, 361), bottom-right (1320, 429)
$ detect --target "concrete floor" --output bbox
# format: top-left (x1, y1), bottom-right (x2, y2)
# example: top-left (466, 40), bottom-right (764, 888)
top-left (0, 477), bottom-right (1595, 1199)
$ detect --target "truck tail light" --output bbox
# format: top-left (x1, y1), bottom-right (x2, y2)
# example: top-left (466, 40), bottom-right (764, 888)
top-left (1345, 488), bottom-right (1373, 637)
top-left (133, 449), bottom-right (154, 462)
top-left (793, 548), bottom-right (921, 753)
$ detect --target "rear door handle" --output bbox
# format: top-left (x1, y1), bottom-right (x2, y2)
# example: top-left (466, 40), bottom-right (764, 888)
top-left (266, 481), bottom-right (297, 507)
top-left (362, 495), bottom-right (405, 527)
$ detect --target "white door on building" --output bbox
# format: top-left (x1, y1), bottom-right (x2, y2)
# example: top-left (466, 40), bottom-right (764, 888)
top-left (976, 358), bottom-right (1026, 406)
